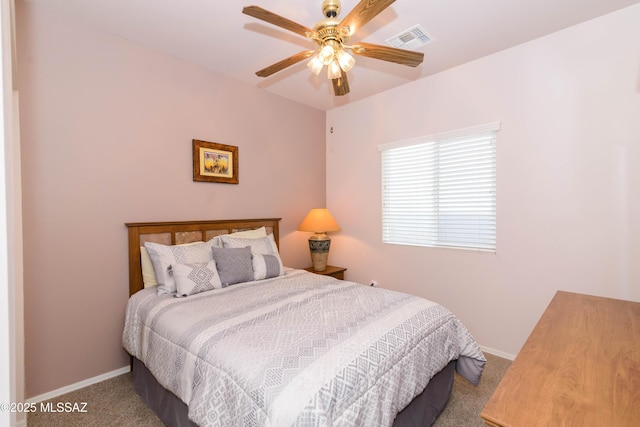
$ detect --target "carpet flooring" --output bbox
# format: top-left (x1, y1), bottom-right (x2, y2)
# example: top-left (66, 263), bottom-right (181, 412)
top-left (28, 353), bottom-right (510, 427)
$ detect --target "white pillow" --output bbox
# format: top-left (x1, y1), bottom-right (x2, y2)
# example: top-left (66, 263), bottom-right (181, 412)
top-left (140, 247), bottom-right (157, 288)
top-left (221, 234), bottom-right (284, 279)
top-left (172, 261), bottom-right (222, 297)
top-left (144, 240), bottom-right (215, 295)
top-left (230, 226), bottom-right (268, 239)
top-left (220, 233), bottom-right (277, 254)
top-left (211, 226), bottom-right (268, 248)
top-left (142, 243), bottom-right (215, 289)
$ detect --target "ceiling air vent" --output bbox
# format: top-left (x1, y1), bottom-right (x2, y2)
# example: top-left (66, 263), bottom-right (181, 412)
top-left (386, 25), bottom-right (433, 49)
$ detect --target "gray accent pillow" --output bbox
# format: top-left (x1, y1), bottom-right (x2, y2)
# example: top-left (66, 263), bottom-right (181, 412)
top-left (211, 246), bottom-right (254, 287)
top-left (252, 253), bottom-right (283, 280)
top-left (221, 234), bottom-right (284, 280)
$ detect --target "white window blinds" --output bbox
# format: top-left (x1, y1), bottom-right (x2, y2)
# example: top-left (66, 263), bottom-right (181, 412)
top-left (379, 123), bottom-right (499, 252)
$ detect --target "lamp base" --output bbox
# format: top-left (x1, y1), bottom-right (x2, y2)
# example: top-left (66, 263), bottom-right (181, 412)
top-left (308, 233), bottom-right (331, 272)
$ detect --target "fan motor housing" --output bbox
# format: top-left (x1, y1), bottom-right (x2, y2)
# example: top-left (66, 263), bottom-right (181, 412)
top-left (314, 18), bottom-right (341, 41)
top-left (322, 0), bottom-right (341, 18)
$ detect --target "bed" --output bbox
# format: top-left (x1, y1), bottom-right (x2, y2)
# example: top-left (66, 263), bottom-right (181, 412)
top-left (123, 218), bottom-right (486, 427)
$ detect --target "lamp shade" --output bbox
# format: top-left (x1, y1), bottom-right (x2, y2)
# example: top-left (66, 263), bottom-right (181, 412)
top-left (298, 208), bottom-right (341, 233)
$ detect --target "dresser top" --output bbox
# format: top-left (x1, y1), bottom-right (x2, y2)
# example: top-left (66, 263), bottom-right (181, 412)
top-left (481, 291), bottom-right (640, 427)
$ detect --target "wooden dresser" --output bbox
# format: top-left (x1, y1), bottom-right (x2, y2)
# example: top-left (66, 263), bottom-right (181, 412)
top-left (481, 291), bottom-right (640, 426)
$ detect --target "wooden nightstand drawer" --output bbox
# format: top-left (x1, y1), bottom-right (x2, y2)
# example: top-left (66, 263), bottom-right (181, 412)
top-left (304, 265), bottom-right (346, 280)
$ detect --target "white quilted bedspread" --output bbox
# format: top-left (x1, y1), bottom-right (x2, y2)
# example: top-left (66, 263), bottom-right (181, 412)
top-left (123, 269), bottom-right (485, 427)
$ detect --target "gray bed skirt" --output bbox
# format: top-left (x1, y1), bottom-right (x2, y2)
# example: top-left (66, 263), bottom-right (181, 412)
top-left (132, 357), bottom-right (455, 427)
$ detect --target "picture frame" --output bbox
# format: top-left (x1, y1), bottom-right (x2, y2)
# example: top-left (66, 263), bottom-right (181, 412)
top-left (192, 139), bottom-right (239, 184)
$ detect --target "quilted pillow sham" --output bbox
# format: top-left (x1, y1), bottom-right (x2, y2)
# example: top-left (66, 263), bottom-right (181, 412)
top-left (171, 261), bottom-right (222, 297)
top-left (144, 240), bottom-right (215, 295)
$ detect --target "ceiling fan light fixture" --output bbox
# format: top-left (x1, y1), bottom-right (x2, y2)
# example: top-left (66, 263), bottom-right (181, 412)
top-left (318, 44), bottom-right (335, 65)
top-left (243, 0), bottom-right (424, 97)
top-left (307, 55), bottom-right (324, 75)
top-left (327, 60), bottom-right (342, 79)
top-left (336, 49), bottom-right (355, 72)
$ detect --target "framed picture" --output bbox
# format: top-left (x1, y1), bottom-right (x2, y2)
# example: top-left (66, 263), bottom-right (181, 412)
top-left (192, 139), bottom-right (239, 184)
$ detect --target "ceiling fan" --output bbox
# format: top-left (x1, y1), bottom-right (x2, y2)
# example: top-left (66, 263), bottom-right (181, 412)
top-left (242, 0), bottom-right (424, 96)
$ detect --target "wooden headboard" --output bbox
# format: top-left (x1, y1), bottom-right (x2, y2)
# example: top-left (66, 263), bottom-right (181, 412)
top-left (125, 218), bottom-right (281, 296)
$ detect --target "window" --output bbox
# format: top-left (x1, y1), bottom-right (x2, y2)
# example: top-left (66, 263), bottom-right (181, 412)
top-left (379, 122), bottom-right (499, 252)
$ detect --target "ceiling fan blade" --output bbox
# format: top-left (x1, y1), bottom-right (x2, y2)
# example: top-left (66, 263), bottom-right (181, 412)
top-left (243, 5), bottom-right (315, 38)
top-left (339, 0), bottom-right (396, 36)
top-left (351, 42), bottom-right (424, 67)
top-left (255, 50), bottom-right (316, 77)
top-left (332, 73), bottom-right (350, 96)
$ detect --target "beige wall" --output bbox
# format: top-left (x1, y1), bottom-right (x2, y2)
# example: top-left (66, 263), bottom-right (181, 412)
top-left (17, 1), bottom-right (326, 398)
top-left (326, 5), bottom-right (640, 358)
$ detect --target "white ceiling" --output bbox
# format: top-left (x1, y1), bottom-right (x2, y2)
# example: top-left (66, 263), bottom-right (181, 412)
top-left (22, 0), bottom-right (640, 111)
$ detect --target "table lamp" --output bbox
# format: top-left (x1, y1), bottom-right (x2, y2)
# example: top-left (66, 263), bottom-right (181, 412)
top-left (298, 208), bottom-right (341, 272)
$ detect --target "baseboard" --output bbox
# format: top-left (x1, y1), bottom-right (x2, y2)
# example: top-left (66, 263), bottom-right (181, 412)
top-left (25, 365), bottom-right (131, 404)
top-left (480, 345), bottom-right (516, 361)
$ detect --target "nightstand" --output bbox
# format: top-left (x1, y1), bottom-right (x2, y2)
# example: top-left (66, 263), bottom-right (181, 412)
top-left (304, 265), bottom-right (347, 280)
